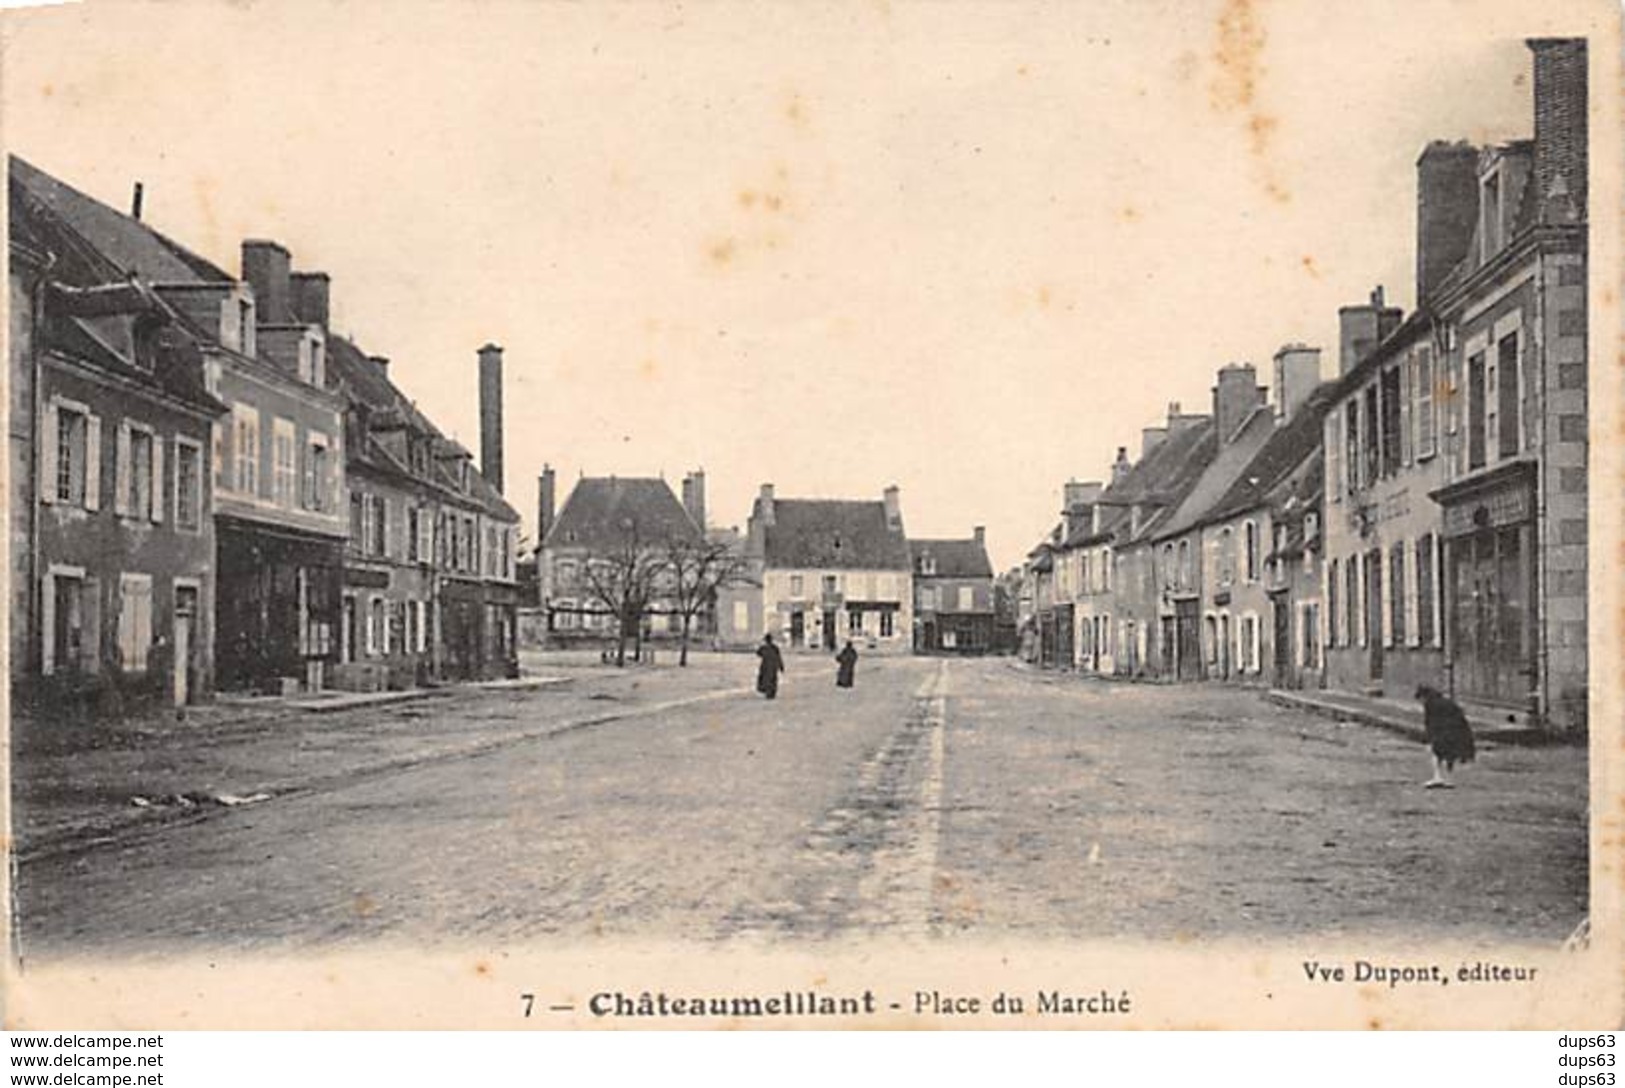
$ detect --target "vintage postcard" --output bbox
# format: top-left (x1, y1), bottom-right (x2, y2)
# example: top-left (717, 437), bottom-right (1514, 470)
top-left (1, 0), bottom-right (1620, 1030)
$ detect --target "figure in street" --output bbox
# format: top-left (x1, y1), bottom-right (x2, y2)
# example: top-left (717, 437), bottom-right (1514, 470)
top-left (835, 639), bottom-right (858, 689)
top-left (1415, 684), bottom-right (1476, 788)
top-left (756, 633), bottom-right (785, 700)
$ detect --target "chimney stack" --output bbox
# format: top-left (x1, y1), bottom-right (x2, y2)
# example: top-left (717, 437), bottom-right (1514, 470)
top-left (1111, 446), bottom-right (1132, 486)
top-left (1529, 38), bottom-right (1588, 225)
top-left (241, 240), bottom-right (292, 324)
top-left (369, 355), bottom-right (390, 376)
top-left (883, 485), bottom-right (902, 532)
top-left (477, 343), bottom-right (504, 493)
top-left (131, 182), bottom-right (144, 221)
top-left (681, 469), bottom-right (707, 531)
top-left (1272, 344), bottom-right (1322, 422)
top-left (1212, 363), bottom-right (1266, 443)
top-left (1337, 286), bottom-right (1403, 375)
top-left (973, 525), bottom-right (986, 550)
top-left (757, 483), bottom-right (776, 528)
top-left (538, 465), bottom-right (556, 547)
top-left (290, 272), bottom-right (331, 330)
top-left (1416, 141), bottom-right (1480, 304)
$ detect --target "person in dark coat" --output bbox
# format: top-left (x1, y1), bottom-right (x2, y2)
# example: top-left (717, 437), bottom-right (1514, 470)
top-left (835, 640), bottom-right (858, 689)
top-left (756, 634), bottom-right (785, 700)
top-left (1415, 684), bottom-right (1476, 788)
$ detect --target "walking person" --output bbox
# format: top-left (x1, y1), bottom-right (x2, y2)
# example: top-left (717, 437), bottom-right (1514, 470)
top-left (756, 633), bottom-right (785, 700)
top-left (835, 639), bottom-right (858, 689)
top-left (1415, 684), bottom-right (1476, 788)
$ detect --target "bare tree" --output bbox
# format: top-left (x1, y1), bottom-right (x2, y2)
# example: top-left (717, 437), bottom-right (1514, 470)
top-left (661, 536), bottom-right (753, 666)
top-left (579, 518), bottom-right (666, 667)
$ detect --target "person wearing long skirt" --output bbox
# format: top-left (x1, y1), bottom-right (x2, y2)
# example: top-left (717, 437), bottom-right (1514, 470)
top-left (756, 634), bottom-right (785, 700)
top-left (1415, 684), bottom-right (1476, 788)
top-left (835, 640), bottom-right (858, 689)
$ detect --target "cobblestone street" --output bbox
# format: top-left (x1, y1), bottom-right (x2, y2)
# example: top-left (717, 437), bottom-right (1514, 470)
top-left (15, 656), bottom-right (1588, 956)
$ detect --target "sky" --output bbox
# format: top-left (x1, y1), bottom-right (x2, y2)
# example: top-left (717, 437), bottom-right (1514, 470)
top-left (2, 0), bottom-right (1594, 571)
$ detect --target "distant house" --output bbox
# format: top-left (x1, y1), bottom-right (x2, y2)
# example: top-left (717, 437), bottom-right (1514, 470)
top-left (909, 528), bottom-right (994, 653)
top-left (538, 473), bottom-right (705, 645)
top-left (9, 163), bottom-right (228, 713)
top-left (723, 484), bottom-right (913, 654)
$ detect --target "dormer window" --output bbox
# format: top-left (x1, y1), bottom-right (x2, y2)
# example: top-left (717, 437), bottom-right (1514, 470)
top-left (920, 554), bottom-right (936, 576)
top-left (237, 298), bottom-right (255, 356)
top-left (299, 333), bottom-right (326, 388)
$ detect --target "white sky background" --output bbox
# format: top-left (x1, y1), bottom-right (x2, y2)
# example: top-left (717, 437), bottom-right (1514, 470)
top-left (2, 0), bottom-right (1581, 571)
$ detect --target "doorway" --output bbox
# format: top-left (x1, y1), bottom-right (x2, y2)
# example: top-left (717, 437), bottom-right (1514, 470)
top-left (789, 610), bottom-right (805, 648)
top-left (173, 585), bottom-right (198, 706)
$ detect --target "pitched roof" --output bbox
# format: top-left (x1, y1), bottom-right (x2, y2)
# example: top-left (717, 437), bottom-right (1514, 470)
top-left (761, 499), bottom-right (910, 570)
top-left (545, 477), bottom-right (700, 550)
top-left (1151, 407), bottom-right (1276, 541)
top-left (909, 538), bottom-right (993, 579)
top-left (10, 156), bottom-right (232, 284)
top-left (1202, 384), bottom-right (1337, 524)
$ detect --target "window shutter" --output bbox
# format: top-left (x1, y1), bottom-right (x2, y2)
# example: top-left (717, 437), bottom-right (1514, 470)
top-left (150, 437), bottom-right (165, 523)
top-left (84, 414), bottom-right (102, 511)
top-left (40, 572), bottom-right (56, 674)
top-left (114, 423), bottom-right (132, 516)
top-left (41, 403), bottom-right (59, 505)
top-left (1399, 359), bottom-right (1412, 466)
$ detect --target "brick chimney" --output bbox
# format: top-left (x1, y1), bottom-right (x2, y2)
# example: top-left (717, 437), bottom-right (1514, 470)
top-left (1212, 363), bottom-right (1265, 443)
top-left (1337, 286), bottom-right (1403, 375)
top-left (681, 469), bottom-right (707, 531)
top-left (1062, 479), bottom-right (1103, 537)
top-left (1165, 401), bottom-right (1210, 436)
top-left (369, 354), bottom-right (390, 376)
top-left (757, 483), bottom-right (776, 528)
top-left (241, 240), bottom-right (292, 324)
top-left (973, 525), bottom-right (986, 550)
top-left (1416, 141), bottom-right (1480, 305)
top-left (882, 485), bottom-right (902, 532)
top-left (1529, 38), bottom-right (1587, 225)
top-left (477, 343), bottom-right (504, 493)
top-left (1272, 344), bottom-right (1322, 422)
top-left (538, 465), bottom-right (556, 547)
top-left (1111, 446), bottom-right (1132, 485)
top-left (290, 271), bottom-right (331, 330)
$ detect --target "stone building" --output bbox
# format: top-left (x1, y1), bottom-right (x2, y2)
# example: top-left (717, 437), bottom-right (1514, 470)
top-left (9, 160), bottom-right (227, 713)
top-left (909, 528), bottom-right (995, 654)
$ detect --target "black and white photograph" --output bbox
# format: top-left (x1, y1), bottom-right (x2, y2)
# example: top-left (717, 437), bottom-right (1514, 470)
top-left (1, 0), bottom-right (1619, 1031)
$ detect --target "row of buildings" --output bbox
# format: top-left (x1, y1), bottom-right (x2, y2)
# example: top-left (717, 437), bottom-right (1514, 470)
top-left (1014, 38), bottom-right (1589, 735)
top-left (524, 474), bottom-right (1002, 656)
top-left (9, 157), bottom-right (523, 714)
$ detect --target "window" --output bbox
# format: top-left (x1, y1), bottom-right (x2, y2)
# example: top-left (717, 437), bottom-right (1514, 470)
top-left (1219, 527), bottom-right (1235, 585)
top-left (1497, 331), bottom-right (1521, 458)
top-left (1480, 171), bottom-right (1502, 261)
top-left (920, 555), bottom-right (936, 576)
top-left (732, 600), bottom-right (748, 632)
top-left (1363, 384), bottom-right (1379, 485)
top-left (921, 586), bottom-right (938, 611)
top-left (372, 497), bottom-right (387, 558)
top-left (1301, 602), bottom-right (1321, 669)
top-left (1326, 413), bottom-right (1343, 503)
top-left (1161, 544), bottom-right (1175, 589)
top-left (214, 419), bottom-right (230, 491)
top-left (849, 609), bottom-right (865, 635)
top-left (121, 425), bottom-right (157, 521)
top-left (368, 597), bottom-right (384, 655)
top-left (304, 436), bottom-right (329, 512)
top-left (405, 599), bottom-right (419, 655)
top-left (1243, 521), bottom-right (1259, 582)
top-left (958, 586), bottom-right (975, 611)
top-left (1345, 558), bottom-right (1359, 649)
top-left (879, 610), bottom-right (895, 638)
top-left (45, 401), bottom-right (98, 509)
top-left (272, 418), bottom-right (296, 507)
top-left (1416, 534), bottom-right (1437, 647)
top-left (555, 601), bottom-right (578, 630)
top-left (1178, 540), bottom-right (1191, 589)
top-left (1467, 350), bottom-right (1487, 469)
top-left (1416, 346), bottom-right (1436, 458)
top-left (233, 405), bottom-right (260, 497)
top-left (175, 439), bottom-right (202, 530)
top-left (350, 492), bottom-right (366, 549)
top-left (1344, 400), bottom-right (1361, 492)
top-left (1103, 549), bottom-right (1113, 592)
top-left (44, 567), bottom-right (88, 675)
top-left (1327, 558), bottom-right (1340, 646)
top-left (117, 573), bottom-right (153, 672)
top-left (408, 507), bottom-right (421, 562)
top-left (1380, 365), bottom-right (1402, 476)
top-left (237, 299), bottom-right (255, 356)
top-left (1388, 545), bottom-right (1406, 648)
top-left (1239, 613), bottom-right (1257, 672)
top-left (822, 574), bottom-right (838, 597)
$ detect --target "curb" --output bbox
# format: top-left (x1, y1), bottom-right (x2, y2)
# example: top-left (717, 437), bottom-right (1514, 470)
top-left (1264, 689), bottom-right (1549, 748)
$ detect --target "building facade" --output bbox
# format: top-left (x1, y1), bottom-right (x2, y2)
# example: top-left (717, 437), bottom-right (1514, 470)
top-left (910, 529), bottom-right (995, 653)
top-left (728, 485), bottom-right (914, 654)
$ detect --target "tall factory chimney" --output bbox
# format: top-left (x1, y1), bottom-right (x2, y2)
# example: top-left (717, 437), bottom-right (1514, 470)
top-left (477, 343), bottom-right (504, 493)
